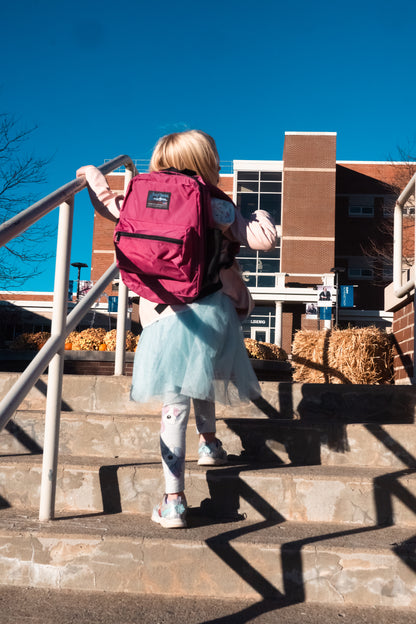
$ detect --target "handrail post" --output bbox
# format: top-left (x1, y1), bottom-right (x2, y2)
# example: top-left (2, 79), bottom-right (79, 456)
top-left (114, 280), bottom-right (129, 375)
top-left (393, 201), bottom-right (403, 290)
top-left (114, 165), bottom-right (135, 376)
top-left (0, 155), bottom-right (138, 519)
top-left (39, 198), bottom-right (74, 521)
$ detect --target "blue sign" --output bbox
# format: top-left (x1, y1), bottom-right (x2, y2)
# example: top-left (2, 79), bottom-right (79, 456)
top-left (340, 285), bottom-right (354, 308)
top-left (108, 296), bottom-right (118, 312)
top-left (319, 306), bottom-right (332, 320)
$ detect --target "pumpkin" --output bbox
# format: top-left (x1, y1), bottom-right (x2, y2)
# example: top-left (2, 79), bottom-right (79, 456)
top-left (99, 343), bottom-right (107, 351)
top-left (65, 342), bottom-right (72, 350)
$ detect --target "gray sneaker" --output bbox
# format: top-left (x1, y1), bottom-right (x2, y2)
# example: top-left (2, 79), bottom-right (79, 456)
top-left (198, 439), bottom-right (228, 466)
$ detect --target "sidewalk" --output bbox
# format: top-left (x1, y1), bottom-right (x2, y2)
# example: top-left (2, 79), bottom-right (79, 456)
top-left (0, 586), bottom-right (414, 624)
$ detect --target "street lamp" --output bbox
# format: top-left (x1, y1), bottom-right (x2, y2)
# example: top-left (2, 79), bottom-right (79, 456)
top-left (71, 262), bottom-right (88, 302)
top-left (330, 267), bottom-right (346, 328)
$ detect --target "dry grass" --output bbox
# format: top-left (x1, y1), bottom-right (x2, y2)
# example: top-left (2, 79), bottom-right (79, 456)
top-left (103, 329), bottom-right (138, 352)
top-left (71, 328), bottom-right (107, 351)
top-left (10, 331), bottom-right (51, 350)
top-left (10, 328), bottom-right (140, 352)
top-left (291, 326), bottom-right (394, 384)
top-left (244, 338), bottom-right (288, 361)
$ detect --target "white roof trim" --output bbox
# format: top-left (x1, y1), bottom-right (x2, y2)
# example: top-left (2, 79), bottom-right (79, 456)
top-left (285, 131), bottom-right (337, 136)
top-left (337, 160), bottom-right (416, 165)
top-left (0, 291), bottom-right (53, 296)
top-left (233, 160), bottom-right (283, 171)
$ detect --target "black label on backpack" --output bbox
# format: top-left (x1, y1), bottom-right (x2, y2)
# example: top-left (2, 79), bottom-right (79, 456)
top-left (146, 190), bottom-right (171, 210)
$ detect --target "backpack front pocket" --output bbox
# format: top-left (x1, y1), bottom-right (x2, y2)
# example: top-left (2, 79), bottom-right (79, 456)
top-left (115, 226), bottom-right (198, 282)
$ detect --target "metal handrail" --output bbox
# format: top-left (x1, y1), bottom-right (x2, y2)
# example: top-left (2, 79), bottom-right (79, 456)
top-left (393, 173), bottom-right (416, 298)
top-left (0, 262), bottom-right (119, 426)
top-left (0, 156), bottom-right (134, 247)
top-left (0, 155), bottom-right (137, 521)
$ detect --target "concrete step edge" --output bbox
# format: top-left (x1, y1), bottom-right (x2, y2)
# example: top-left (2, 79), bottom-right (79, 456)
top-left (0, 508), bottom-right (414, 550)
top-left (1, 373), bottom-right (416, 422)
top-left (3, 452), bottom-right (416, 477)
top-left (4, 411), bottom-right (416, 470)
top-left (1, 456), bottom-right (415, 527)
top-left (0, 509), bottom-right (415, 607)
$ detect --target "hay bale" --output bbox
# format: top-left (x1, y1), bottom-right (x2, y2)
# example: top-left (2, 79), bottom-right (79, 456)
top-left (66, 331), bottom-right (79, 345)
top-left (245, 338), bottom-right (288, 361)
top-left (9, 331), bottom-right (51, 351)
top-left (104, 329), bottom-right (138, 351)
top-left (71, 327), bottom-right (107, 351)
top-left (291, 326), bottom-right (393, 384)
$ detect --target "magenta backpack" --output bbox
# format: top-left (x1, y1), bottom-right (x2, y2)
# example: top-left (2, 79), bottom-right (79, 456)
top-left (114, 169), bottom-right (237, 305)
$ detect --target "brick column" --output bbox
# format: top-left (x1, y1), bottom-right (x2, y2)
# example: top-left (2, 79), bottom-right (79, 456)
top-left (392, 298), bottom-right (414, 383)
top-left (281, 132), bottom-right (336, 278)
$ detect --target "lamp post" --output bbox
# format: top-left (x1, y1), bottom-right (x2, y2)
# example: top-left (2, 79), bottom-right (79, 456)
top-left (71, 262), bottom-right (88, 302)
top-left (330, 267), bottom-right (346, 328)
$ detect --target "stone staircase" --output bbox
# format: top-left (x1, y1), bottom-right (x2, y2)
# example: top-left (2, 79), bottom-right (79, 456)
top-left (0, 372), bottom-right (416, 612)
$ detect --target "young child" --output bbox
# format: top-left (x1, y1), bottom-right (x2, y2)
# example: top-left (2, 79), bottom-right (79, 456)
top-left (77, 130), bottom-right (278, 528)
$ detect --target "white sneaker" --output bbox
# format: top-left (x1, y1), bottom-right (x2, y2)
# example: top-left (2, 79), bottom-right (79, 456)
top-left (198, 439), bottom-right (228, 466)
top-left (151, 494), bottom-right (187, 529)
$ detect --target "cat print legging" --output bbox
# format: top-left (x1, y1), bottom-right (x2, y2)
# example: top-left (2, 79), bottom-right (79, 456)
top-left (160, 393), bottom-right (216, 493)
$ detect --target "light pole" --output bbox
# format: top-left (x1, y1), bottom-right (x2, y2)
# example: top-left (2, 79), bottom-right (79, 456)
top-left (71, 262), bottom-right (88, 302)
top-left (330, 267), bottom-right (345, 328)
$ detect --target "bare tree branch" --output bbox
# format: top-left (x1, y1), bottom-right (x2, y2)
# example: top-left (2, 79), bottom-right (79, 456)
top-left (361, 145), bottom-right (416, 284)
top-left (0, 113), bottom-right (54, 289)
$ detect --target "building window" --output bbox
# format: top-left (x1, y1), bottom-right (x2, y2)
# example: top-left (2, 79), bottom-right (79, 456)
top-left (241, 305), bottom-right (276, 342)
top-left (348, 267), bottom-right (374, 279)
top-left (235, 170), bottom-right (281, 287)
top-left (383, 262), bottom-right (393, 280)
top-left (349, 205), bottom-right (374, 217)
top-left (348, 195), bottom-right (374, 218)
top-left (402, 200), bottom-right (415, 216)
top-left (382, 195), bottom-right (396, 217)
top-left (236, 171), bottom-right (282, 224)
top-left (238, 249), bottom-right (280, 287)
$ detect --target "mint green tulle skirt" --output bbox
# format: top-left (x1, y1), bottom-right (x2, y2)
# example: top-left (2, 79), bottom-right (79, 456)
top-left (130, 291), bottom-right (260, 405)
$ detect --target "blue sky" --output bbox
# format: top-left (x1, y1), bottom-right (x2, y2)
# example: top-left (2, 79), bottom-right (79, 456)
top-left (2, 0), bottom-right (416, 291)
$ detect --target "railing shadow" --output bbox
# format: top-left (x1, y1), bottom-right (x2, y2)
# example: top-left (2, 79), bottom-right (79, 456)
top-left (370, 424), bottom-right (416, 529)
top-left (188, 459), bottom-right (414, 623)
top-left (0, 495), bottom-right (11, 510)
top-left (4, 420), bottom-right (43, 455)
top-left (3, 381), bottom-right (414, 620)
top-left (68, 387), bottom-right (416, 622)
top-left (192, 386), bottom-right (416, 622)
top-left (390, 334), bottom-right (414, 380)
top-left (34, 377), bottom-right (73, 412)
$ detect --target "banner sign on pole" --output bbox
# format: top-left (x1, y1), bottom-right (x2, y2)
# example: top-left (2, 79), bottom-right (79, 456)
top-left (108, 296), bottom-right (118, 312)
top-left (319, 306), bottom-right (332, 320)
top-left (340, 285), bottom-right (354, 308)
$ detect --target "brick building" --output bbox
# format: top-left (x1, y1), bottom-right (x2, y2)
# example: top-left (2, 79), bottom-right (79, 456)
top-left (2, 131), bottom-right (413, 359)
top-left (91, 132), bottom-right (408, 353)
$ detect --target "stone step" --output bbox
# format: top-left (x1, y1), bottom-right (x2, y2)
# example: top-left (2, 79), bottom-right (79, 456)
top-left (1, 373), bottom-right (415, 423)
top-left (3, 409), bottom-right (416, 470)
top-left (0, 508), bottom-right (415, 608)
top-left (1, 455), bottom-right (416, 527)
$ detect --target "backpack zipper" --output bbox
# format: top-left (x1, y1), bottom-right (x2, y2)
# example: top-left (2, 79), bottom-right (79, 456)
top-left (115, 232), bottom-right (183, 245)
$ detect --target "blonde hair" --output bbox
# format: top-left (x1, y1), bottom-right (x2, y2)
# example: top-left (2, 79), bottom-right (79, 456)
top-left (149, 130), bottom-right (220, 186)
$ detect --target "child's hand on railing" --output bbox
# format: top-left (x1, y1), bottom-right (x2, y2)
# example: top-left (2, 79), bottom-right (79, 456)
top-left (77, 165), bottom-right (122, 221)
